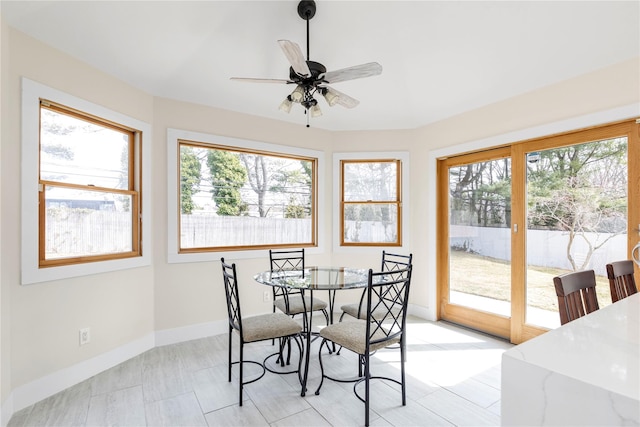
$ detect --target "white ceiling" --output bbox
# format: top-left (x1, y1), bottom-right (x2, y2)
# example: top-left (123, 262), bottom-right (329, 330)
top-left (2, 1), bottom-right (639, 131)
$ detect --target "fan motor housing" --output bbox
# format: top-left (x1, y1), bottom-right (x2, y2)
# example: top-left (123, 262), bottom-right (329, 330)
top-left (289, 60), bottom-right (326, 84)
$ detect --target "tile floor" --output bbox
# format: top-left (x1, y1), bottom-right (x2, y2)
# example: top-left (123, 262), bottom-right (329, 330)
top-left (8, 317), bottom-right (512, 426)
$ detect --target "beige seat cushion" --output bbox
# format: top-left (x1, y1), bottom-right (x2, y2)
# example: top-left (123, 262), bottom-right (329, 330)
top-left (340, 303), bottom-right (366, 319)
top-left (320, 319), bottom-right (399, 355)
top-left (274, 294), bottom-right (327, 315)
top-left (341, 303), bottom-right (399, 321)
top-left (239, 313), bottom-right (302, 343)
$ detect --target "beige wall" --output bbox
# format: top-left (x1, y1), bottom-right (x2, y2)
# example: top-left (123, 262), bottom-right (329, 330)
top-left (1, 19), bottom-right (638, 420)
top-left (0, 12), bottom-right (7, 409)
top-left (415, 57), bottom-right (640, 149)
top-left (2, 28), bottom-right (156, 394)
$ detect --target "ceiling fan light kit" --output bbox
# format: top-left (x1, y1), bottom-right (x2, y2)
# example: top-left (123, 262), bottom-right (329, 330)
top-left (278, 97), bottom-right (293, 113)
top-left (321, 87), bottom-right (339, 107)
top-left (290, 85), bottom-right (305, 103)
top-left (231, 0), bottom-right (382, 127)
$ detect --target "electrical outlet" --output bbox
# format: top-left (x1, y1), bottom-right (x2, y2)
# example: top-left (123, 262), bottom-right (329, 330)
top-left (263, 290), bottom-right (271, 302)
top-left (79, 328), bottom-right (91, 346)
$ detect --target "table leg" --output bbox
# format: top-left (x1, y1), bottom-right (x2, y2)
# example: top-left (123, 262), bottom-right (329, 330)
top-left (300, 288), bottom-right (313, 397)
top-left (328, 289), bottom-right (336, 352)
top-left (328, 289), bottom-right (336, 324)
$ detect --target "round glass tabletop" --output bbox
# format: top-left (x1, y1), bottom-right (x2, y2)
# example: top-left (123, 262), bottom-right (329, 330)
top-left (254, 266), bottom-right (370, 290)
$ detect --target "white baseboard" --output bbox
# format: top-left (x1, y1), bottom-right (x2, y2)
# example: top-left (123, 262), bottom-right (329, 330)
top-left (408, 303), bottom-right (436, 321)
top-left (1, 394), bottom-right (13, 427)
top-left (154, 319), bottom-right (228, 347)
top-left (8, 333), bottom-right (155, 417)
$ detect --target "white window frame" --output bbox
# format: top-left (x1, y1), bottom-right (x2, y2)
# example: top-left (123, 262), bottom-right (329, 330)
top-left (167, 128), bottom-right (325, 263)
top-left (333, 151), bottom-right (410, 253)
top-left (21, 78), bottom-right (152, 285)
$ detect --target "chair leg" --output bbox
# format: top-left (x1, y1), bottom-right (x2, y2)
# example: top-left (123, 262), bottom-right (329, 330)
top-left (401, 339), bottom-right (406, 405)
top-left (299, 312), bottom-right (308, 333)
top-left (293, 335), bottom-right (305, 386)
top-left (364, 352), bottom-right (370, 427)
top-left (276, 337), bottom-right (292, 367)
top-left (239, 342), bottom-right (244, 406)
top-left (275, 338), bottom-right (283, 365)
top-left (336, 313), bottom-right (345, 354)
top-left (314, 339), bottom-right (328, 395)
top-left (228, 327), bottom-right (232, 382)
top-left (321, 308), bottom-right (336, 353)
top-left (271, 303), bottom-right (277, 346)
top-left (322, 308), bottom-right (330, 326)
top-left (276, 338), bottom-right (284, 367)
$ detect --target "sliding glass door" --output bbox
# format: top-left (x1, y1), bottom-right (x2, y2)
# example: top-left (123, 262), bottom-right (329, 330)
top-left (439, 147), bottom-right (512, 339)
top-left (438, 120), bottom-right (639, 343)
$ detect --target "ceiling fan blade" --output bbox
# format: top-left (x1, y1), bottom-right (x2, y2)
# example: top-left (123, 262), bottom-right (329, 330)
top-left (321, 62), bottom-right (382, 84)
top-left (323, 86), bottom-right (360, 109)
top-left (278, 40), bottom-right (311, 77)
top-left (230, 77), bottom-right (291, 84)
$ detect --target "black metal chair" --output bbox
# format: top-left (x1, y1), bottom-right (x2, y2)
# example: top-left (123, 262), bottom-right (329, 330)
top-left (269, 248), bottom-right (329, 328)
top-left (221, 257), bottom-right (303, 406)
top-left (339, 251), bottom-right (413, 321)
top-left (606, 260), bottom-right (638, 303)
top-left (553, 269), bottom-right (599, 325)
top-left (314, 265), bottom-right (413, 427)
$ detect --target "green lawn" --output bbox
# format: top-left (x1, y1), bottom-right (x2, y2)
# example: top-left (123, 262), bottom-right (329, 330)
top-left (449, 250), bottom-right (611, 311)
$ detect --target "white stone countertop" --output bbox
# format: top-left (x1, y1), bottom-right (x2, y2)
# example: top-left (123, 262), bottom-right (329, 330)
top-left (503, 292), bottom-right (639, 401)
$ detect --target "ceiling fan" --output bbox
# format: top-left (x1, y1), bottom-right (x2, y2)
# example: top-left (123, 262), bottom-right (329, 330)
top-left (231, 0), bottom-right (382, 127)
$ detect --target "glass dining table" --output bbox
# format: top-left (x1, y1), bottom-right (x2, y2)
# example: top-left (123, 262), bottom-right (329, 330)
top-left (254, 266), bottom-right (370, 396)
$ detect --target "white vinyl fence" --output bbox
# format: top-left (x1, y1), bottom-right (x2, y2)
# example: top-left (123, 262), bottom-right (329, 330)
top-left (45, 210), bottom-right (132, 257)
top-left (450, 225), bottom-right (627, 276)
top-left (180, 215), bottom-right (312, 247)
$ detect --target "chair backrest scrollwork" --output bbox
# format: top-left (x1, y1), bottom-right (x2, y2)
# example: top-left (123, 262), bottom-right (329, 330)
top-left (365, 264), bottom-right (413, 352)
top-left (221, 258), bottom-right (243, 335)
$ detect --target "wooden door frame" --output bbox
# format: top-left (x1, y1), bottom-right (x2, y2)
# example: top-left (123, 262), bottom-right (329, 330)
top-left (437, 147), bottom-right (512, 340)
top-left (438, 119), bottom-right (639, 344)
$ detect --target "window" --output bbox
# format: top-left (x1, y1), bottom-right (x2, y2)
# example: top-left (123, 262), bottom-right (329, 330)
top-left (168, 129), bottom-right (324, 262)
top-left (341, 159), bottom-right (402, 246)
top-left (333, 152), bottom-right (409, 250)
top-left (39, 102), bottom-right (140, 266)
top-left (22, 78), bottom-right (151, 284)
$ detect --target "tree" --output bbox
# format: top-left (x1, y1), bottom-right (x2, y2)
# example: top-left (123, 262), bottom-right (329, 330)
top-left (284, 196), bottom-right (306, 218)
top-left (527, 139), bottom-right (627, 270)
top-left (240, 154), bottom-right (309, 218)
top-left (273, 160), bottom-right (313, 218)
top-left (207, 150), bottom-right (248, 216)
top-left (180, 146), bottom-right (201, 214)
top-left (40, 108), bottom-right (77, 161)
top-left (119, 143), bottom-right (132, 211)
top-left (449, 159), bottom-right (511, 228)
top-left (240, 154), bottom-right (269, 217)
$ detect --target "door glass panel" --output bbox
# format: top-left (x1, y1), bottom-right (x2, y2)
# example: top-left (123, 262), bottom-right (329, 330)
top-left (449, 158), bottom-right (512, 316)
top-left (525, 137), bottom-right (627, 328)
